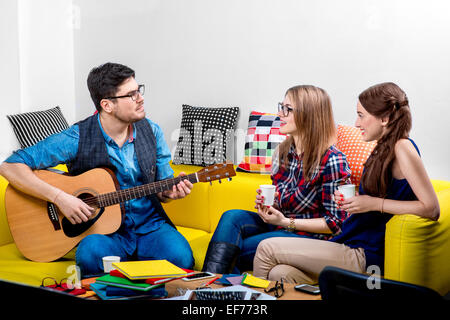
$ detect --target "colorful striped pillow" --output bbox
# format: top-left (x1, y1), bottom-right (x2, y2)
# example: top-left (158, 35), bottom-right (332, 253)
top-left (237, 111), bottom-right (287, 174)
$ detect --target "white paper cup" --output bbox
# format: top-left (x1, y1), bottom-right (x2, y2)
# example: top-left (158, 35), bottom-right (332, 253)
top-left (338, 184), bottom-right (356, 199)
top-left (260, 185), bottom-right (276, 206)
top-left (102, 256), bottom-right (120, 273)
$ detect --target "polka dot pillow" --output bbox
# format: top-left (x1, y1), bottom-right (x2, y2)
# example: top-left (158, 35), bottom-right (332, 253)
top-left (237, 111), bottom-right (287, 174)
top-left (173, 105), bottom-right (239, 166)
top-left (336, 125), bottom-right (376, 186)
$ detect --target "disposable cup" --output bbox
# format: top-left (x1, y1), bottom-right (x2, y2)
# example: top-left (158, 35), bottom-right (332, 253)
top-left (260, 185), bottom-right (276, 206)
top-left (102, 256), bottom-right (120, 273)
top-left (338, 184), bottom-right (356, 199)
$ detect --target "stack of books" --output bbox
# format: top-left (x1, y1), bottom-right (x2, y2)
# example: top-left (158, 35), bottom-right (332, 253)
top-left (89, 259), bottom-right (194, 300)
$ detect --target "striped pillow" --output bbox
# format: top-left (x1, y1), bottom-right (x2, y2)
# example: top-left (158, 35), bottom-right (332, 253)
top-left (7, 106), bottom-right (69, 149)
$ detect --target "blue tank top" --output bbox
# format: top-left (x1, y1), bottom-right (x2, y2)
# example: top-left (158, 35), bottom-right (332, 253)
top-left (330, 139), bottom-right (420, 274)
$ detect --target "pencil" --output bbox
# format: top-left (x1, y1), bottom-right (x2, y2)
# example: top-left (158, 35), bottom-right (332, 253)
top-left (200, 276), bottom-right (220, 288)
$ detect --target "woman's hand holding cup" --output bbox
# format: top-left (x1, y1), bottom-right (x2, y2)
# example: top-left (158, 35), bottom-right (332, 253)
top-left (255, 185), bottom-right (278, 211)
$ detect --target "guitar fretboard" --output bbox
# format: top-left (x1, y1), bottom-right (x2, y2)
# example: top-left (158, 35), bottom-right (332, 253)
top-left (96, 173), bottom-right (198, 207)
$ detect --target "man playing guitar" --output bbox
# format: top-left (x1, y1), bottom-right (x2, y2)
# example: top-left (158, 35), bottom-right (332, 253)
top-left (0, 62), bottom-right (194, 277)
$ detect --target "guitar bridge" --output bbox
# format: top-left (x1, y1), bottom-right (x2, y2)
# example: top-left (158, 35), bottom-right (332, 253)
top-left (47, 202), bottom-right (61, 231)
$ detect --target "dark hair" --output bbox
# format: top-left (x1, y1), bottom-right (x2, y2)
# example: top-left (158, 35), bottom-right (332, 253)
top-left (359, 82), bottom-right (412, 197)
top-left (87, 62), bottom-right (135, 112)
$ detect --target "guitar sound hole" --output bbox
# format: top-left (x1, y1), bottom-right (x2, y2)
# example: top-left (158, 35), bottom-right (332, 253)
top-left (61, 193), bottom-right (104, 238)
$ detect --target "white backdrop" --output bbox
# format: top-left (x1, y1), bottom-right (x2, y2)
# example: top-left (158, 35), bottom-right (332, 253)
top-left (0, 0), bottom-right (76, 159)
top-left (1, 0), bottom-right (449, 180)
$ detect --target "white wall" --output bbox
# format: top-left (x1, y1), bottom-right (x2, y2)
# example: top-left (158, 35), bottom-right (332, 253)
top-left (72, 0), bottom-right (450, 180)
top-left (17, 0), bottom-right (76, 121)
top-left (2, 0), bottom-right (449, 180)
top-left (0, 0), bottom-right (76, 161)
top-left (0, 0), bottom-right (22, 159)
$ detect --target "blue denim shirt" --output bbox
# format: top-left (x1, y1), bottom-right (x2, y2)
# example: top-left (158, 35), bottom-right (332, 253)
top-left (5, 115), bottom-right (174, 235)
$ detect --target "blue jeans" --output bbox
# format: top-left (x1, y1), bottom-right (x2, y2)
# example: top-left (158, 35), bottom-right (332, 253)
top-left (75, 222), bottom-right (194, 277)
top-left (211, 209), bottom-right (308, 273)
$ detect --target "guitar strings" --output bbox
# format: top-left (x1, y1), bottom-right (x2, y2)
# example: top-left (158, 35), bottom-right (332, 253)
top-left (78, 165), bottom-right (230, 207)
top-left (79, 173), bottom-right (197, 207)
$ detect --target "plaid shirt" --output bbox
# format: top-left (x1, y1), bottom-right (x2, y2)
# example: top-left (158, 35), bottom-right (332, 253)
top-left (271, 144), bottom-right (351, 240)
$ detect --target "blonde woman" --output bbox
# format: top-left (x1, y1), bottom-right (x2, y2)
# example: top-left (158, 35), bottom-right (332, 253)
top-left (253, 82), bottom-right (440, 283)
top-left (202, 85), bottom-right (351, 274)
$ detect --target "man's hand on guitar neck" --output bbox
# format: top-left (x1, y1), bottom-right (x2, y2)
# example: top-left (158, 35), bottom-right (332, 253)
top-left (158, 172), bottom-right (193, 203)
top-left (53, 190), bottom-right (95, 225)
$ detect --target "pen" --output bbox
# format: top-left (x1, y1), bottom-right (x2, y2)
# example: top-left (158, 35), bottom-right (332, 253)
top-left (200, 276), bottom-right (220, 288)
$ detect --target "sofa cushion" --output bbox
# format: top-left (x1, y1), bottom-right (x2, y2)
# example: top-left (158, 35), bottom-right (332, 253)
top-left (208, 170), bottom-right (271, 232)
top-left (172, 105), bottom-right (239, 166)
top-left (176, 226), bottom-right (212, 271)
top-left (7, 106), bottom-right (69, 149)
top-left (336, 125), bottom-right (376, 186)
top-left (237, 111), bottom-right (287, 174)
top-left (164, 163), bottom-right (211, 232)
top-left (0, 243), bottom-right (76, 287)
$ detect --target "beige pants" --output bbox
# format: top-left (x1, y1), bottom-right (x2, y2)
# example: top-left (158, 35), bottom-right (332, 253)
top-left (253, 237), bottom-right (366, 284)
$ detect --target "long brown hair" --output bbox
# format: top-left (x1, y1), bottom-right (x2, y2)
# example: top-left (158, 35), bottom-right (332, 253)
top-left (278, 85), bottom-right (336, 181)
top-left (359, 82), bottom-right (412, 197)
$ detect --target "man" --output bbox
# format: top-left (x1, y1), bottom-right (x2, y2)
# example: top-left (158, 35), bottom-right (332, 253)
top-left (0, 62), bottom-right (194, 277)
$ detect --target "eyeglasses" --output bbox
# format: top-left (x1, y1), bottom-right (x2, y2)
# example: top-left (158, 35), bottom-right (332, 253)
top-left (104, 84), bottom-right (145, 101)
top-left (40, 277), bottom-right (72, 291)
top-left (264, 278), bottom-right (284, 298)
top-left (40, 277), bottom-right (87, 296)
top-left (278, 102), bottom-right (294, 117)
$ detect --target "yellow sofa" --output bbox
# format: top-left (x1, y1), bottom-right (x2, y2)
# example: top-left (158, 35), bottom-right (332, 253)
top-left (385, 180), bottom-right (450, 295)
top-left (0, 163), bottom-right (269, 287)
top-left (1, 163), bottom-right (449, 296)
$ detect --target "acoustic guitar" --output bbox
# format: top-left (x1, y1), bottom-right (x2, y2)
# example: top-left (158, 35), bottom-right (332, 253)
top-left (5, 162), bottom-right (236, 262)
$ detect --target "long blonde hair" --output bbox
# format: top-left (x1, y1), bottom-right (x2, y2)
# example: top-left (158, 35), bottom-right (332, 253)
top-left (278, 85), bottom-right (337, 181)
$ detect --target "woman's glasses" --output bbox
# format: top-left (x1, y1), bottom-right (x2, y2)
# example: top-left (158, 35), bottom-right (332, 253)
top-left (40, 277), bottom-right (72, 291)
top-left (278, 102), bottom-right (293, 117)
top-left (264, 278), bottom-right (284, 298)
top-left (40, 277), bottom-right (86, 296)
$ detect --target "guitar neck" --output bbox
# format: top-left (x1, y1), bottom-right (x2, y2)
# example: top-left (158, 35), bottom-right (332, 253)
top-left (97, 172), bottom-right (198, 207)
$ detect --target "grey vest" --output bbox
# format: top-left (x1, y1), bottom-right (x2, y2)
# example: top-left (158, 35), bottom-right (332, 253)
top-left (67, 115), bottom-right (175, 228)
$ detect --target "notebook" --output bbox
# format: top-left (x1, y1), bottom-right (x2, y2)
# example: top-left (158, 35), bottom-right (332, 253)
top-left (109, 268), bottom-right (195, 284)
top-left (90, 283), bottom-right (166, 300)
top-left (95, 274), bottom-right (163, 291)
top-left (241, 273), bottom-right (270, 289)
top-left (112, 260), bottom-right (188, 280)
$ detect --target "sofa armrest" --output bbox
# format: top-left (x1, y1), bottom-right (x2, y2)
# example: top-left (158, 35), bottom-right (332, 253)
top-left (0, 175), bottom-right (13, 246)
top-left (431, 179), bottom-right (450, 193)
top-left (385, 188), bottom-right (450, 295)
